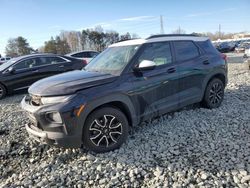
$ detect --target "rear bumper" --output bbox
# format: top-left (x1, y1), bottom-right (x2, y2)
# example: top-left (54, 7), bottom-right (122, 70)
top-left (21, 96), bottom-right (82, 148)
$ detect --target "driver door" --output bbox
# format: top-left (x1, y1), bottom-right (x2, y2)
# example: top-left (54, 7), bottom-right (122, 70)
top-left (127, 42), bottom-right (179, 120)
top-left (7, 57), bottom-right (42, 91)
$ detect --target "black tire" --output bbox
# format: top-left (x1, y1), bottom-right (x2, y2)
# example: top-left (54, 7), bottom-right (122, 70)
top-left (82, 107), bottom-right (129, 153)
top-left (0, 83), bottom-right (7, 100)
top-left (202, 78), bottom-right (224, 109)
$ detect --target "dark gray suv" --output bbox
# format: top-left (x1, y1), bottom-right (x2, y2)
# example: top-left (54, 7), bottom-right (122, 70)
top-left (21, 34), bottom-right (228, 153)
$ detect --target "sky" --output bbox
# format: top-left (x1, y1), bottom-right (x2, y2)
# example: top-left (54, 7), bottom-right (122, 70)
top-left (0, 0), bottom-right (249, 56)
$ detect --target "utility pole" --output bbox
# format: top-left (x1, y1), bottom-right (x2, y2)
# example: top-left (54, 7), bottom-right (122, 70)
top-left (160, 15), bottom-right (164, 34)
top-left (219, 24), bottom-right (221, 39)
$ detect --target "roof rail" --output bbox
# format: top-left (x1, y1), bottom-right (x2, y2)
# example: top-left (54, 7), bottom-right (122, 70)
top-left (147, 34), bottom-right (199, 39)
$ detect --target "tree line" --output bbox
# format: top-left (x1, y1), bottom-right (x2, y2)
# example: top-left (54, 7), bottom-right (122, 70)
top-left (4, 26), bottom-right (244, 57)
top-left (5, 26), bottom-right (135, 57)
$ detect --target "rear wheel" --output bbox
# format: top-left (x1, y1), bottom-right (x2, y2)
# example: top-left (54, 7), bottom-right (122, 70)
top-left (202, 78), bottom-right (224, 109)
top-left (0, 84), bottom-right (7, 100)
top-left (82, 107), bottom-right (129, 153)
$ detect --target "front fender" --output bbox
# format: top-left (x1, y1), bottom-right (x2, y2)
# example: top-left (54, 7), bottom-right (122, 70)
top-left (78, 93), bottom-right (139, 132)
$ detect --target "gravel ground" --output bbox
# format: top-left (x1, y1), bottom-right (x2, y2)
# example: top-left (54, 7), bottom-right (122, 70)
top-left (0, 61), bottom-right (250, 188)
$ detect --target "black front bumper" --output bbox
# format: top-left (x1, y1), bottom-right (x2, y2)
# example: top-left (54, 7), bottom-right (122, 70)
top-left (21, 96), bottom-right (82, 148)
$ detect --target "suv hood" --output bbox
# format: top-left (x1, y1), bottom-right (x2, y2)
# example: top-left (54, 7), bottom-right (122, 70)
top-left (28, 70), bottom-right (117, 96)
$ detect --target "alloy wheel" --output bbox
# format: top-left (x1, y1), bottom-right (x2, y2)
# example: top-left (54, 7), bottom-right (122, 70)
top-left (208, 82), bottom-right (223, 105)
top-left (89, 115), bottom-right (123, 147)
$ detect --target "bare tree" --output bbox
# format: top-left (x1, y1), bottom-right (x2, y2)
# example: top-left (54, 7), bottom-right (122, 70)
top-left (172, 27), bottom-right (186, 34)
top-left (60, 31), bottom-right (82, 52)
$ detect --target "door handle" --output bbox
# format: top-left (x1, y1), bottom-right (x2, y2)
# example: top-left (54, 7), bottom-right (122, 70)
top-left (59, 65), bottom-right (65, 68)
top-left (167, 68), bottom-right (176, 73)
top-left (32, 70), bottom-right (39, 73)
top-left (203, 60), bottom-right (210, 65)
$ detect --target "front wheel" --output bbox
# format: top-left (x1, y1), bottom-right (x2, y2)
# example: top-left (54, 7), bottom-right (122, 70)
top-left (202, 78), bottom-right (225, 109)
top-left (0, 84), bottom-right (7, 100)
top-left (82, 107), bottom-right (129, 153)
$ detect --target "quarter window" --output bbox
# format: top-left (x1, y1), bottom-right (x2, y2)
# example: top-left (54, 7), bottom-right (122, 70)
top-left (138, 42), bottom-right (173, 66)
top-left (174, 41), bottom-right (199, 61)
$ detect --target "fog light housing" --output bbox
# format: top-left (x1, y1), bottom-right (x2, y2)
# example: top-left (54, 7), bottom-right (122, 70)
top-left (45, 112), bottom-right (62, 123)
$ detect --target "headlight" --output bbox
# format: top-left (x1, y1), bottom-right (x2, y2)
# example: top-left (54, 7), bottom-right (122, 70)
top-left (41, 95), bottom-right (74, 105)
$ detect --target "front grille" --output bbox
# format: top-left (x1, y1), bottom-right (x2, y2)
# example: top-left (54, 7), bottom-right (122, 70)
top-left (30, 95), bottom-right (42, 106)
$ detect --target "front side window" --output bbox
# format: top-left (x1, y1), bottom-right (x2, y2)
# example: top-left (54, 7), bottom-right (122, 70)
top-left (137, 42), bottom-right (173, 66)
top-left (14, 58), bottom-right (39, 70)
top-left (174, 41), bottom-right (200, 62)
top-left (85, 45), bottom-right (139, 75)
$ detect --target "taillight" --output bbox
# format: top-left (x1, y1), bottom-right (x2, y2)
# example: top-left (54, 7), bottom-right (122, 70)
top-left (221, 53), bottom-right (227, 61)
top-left (83, 59), bottom-right (87, 65)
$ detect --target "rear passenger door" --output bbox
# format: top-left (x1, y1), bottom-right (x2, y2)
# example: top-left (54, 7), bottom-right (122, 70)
top-left (36, 56), bottom-right (73, 78)
top-left (173, 41), bottom-right (206, 106)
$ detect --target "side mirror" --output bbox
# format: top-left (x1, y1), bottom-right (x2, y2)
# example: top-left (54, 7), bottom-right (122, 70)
top-left (134, 60), bottom-right (156, 72)
top-left (8, 67), bottom-right (15, 73)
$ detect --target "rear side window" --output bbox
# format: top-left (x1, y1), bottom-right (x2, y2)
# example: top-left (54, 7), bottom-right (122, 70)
top-left (39, 57), bottom-right (66, 66)
top-left (72, 52), bottom-right (93, 58)
top-left (72, 52), bottom-right (84, 58)
top-left (197, 40), bottom-right (220, 54)
top-left (90, 52), bottom-right (99, 57)
top-left (174, 41), bottom-right (200, 61)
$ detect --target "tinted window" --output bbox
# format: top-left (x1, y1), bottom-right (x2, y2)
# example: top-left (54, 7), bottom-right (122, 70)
top-left (72, 52), bottom-right (84, 58)
top-left (49, 57), bottom-right (66, 64)
top-left (14, 58), bottom-right (40, 70)
top-left (174, 41), bottom-right (199, 61)
top-left (90, 52), bottom-right (99, 57)
top-left (138, 42), bottom-right (172, 66)
top-left (39, 57), bottom-right (66, 66)
top-left (72, 52), bottom-right (91, 58)
top-left (72, 52), bottom-right (97, 58)
top-left (83, 52), bottom-right (92, 58)
top-left (198, 40), bottom-right (219, 54)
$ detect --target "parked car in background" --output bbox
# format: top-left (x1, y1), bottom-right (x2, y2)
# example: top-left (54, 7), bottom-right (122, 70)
top-left (216, 42), bottom-right (234, 53)
top-left (0, 53), bottom-right (86, 99)
top-left (0, 57), bottom-right (11, 65)
top-left (66, 50), bottom-right (99, 63)
top-left (244, 46), bottom-right (250, 58)
top-left (21, 34), bottom-right (228, 152)
top-left (235, 42), bottom-right (250, 53)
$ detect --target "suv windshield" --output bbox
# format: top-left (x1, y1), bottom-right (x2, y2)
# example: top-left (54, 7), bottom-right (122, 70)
top-left (85, 45), bottom-right (139, 75)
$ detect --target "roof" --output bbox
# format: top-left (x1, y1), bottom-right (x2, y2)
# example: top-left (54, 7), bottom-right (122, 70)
top-left (109, 35), bottom-right (209, 47)
top-left (14, 53), bottom-right (55, 59)
top-left (66, 50), bottom-right (99, 56)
